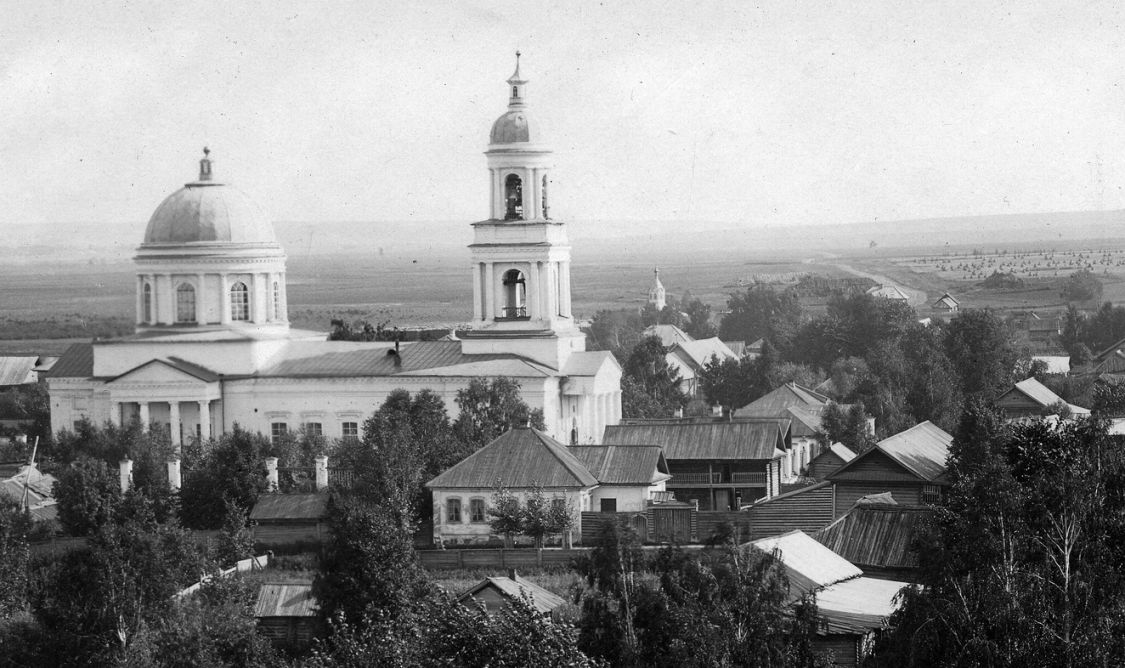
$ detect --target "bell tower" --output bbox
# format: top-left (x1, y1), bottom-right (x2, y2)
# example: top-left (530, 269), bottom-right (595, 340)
top-left (461, 53), bottom-right (586, 369)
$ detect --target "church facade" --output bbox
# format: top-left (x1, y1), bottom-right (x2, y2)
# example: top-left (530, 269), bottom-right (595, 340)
top-left (47, 57), bottom-right (622, 447)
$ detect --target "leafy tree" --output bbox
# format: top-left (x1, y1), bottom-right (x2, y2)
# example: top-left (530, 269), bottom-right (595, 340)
top-left (53, 455), bottom-right (122, 536)
top-left (213, 498), bottom-right (255, 566)
top-left (179, 426), bottom-right (270, 530)
top-left (454, 377), bottom-right (545, 451)
top-left (1061, 268), bottom-right (1103, 303)
top-left (719, 284), bottom-right (803, 354)
top-left (680, 290), bottom-right (718, 339)
top-left (313, 497), bottom-right (431, 626)
top-left (0, 495), bottom-right (32, 619)
top-left (586, 308), bottom-right (644, 356)
top-left (944, 309), bottom-right (1017, 398)
top-left (699, 354), bottom-right (758, 415)
top-left (621, 336), bottom-right (685, 418)
top-left (817, 402), bottom-right (876, 453)
top-left (327, 317), bottom-right (394, 341)
top-left (522, 485), bottom-right (573, 549)
top-left (487, 483), bottom-right (524, 548)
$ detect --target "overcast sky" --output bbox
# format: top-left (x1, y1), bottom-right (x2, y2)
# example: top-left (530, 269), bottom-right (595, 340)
top-left (3, 1), bottom-right (1124, 232)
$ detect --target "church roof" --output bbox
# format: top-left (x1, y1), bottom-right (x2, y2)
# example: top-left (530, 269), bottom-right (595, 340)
top-left (257, 340), bottom-right (550, 379)
top-left (141, 150), bottom-right (280, 247)
top-left (427, 427), bottom-right (598, 489)
top-left (47, 343), bottom-right (94, 378)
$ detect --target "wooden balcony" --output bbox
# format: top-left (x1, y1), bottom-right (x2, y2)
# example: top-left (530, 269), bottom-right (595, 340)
top-left (669, 471), bottom-right (767, 487)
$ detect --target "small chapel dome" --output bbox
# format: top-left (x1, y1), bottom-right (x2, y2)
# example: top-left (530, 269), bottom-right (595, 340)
top-left (142, 148), bottom-right (279, 245)
top-left (488, 51), bottom-right (537, 145)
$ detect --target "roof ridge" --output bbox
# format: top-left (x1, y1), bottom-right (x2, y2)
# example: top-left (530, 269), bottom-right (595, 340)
top-left (532, 429), bottom-right (597, 485)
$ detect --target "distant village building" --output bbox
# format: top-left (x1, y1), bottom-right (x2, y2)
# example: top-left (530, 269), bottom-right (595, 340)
top-left (994, 377), bottom-right (1090, 420)
top-left (46, 57), bottom-right (621, 446)
top-left (640, 323), bottom-right (739, 397)
top-left (931, 292), bottom-right (959, 313)
top-left (865, 285), bottom-right (909, 302)
top-left (647, 268), bottom-right (666, 311)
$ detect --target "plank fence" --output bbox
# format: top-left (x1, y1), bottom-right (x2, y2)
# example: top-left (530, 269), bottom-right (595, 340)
top-left (418, 548), bottom-right (586, 570)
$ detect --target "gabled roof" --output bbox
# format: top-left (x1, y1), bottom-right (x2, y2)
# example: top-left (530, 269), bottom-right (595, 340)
top-left (642, 324), bottom-right (693, 347)
top-left (568, 445), bottom-right (670, 485)
top-left (830, 421), bottom-right (952, 483)
top-left (47, 343), bottom-right (94, 379)
top-left (107, 357), bottom-right (221, 384)
top-left (782, 406), bottom-right (824, 438)
top-left (603, 421), bottom-right (787, 461)
top-left (733, 382), bottom-right (831, 418)
top-left (669, 338), bottom-right (737, 369)
top-left (933, 293), bottom-right (959, 308)
top-left (997, 377), bottom-right (1089, 415)
top-left (747, 530), bottom-right (862, 596)
top-left (249, 493), bottom-right (330, 521)
top-left (866, 285), bottom-right (909, 301)
top-left (0, 464), bottom-right (57, 508)
top-left (258, 340), bottom-right (551, 378)
top-left (1030, 356), bottom-right (1070, 374)
top-left (427, 428), bottom-right (598, 489)
top-left (813, 503), bottom-right (932, 570)
top-left (255, 583), bottom-right (317, 618)
top-left (814, 576), bottom-right (910, 634)
top-left (809, 442), bottom-right (856, 467)
top-left (0, 357), bottom-right (38, 386)
top-left (561, 350), bottom-right (621, 377)
top-left (458, 574), bottom-right (567, 616)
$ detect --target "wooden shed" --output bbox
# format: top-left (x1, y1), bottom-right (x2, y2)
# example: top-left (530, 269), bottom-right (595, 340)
top-left (255, 583), bottom-right (317, 648)
top-left (746, 481), bottom-right (836, 540)
top-left (806, 443), bottom-right (855, 480)
top-left (250, 493), bottom-right (330, 546)
top-left (458, 570), bottom-right (567, 621)
top-left (813, 502), bottom-right (932, 581)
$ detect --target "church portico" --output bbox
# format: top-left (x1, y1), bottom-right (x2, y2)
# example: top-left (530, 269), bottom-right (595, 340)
top-left (110, 398), bottom-right (219, 445)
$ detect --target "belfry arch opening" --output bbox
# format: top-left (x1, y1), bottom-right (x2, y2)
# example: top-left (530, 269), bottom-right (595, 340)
top-left (501, 269), bottom-right (527, 319)
top-left (504, 174), bottom-right (523, 220)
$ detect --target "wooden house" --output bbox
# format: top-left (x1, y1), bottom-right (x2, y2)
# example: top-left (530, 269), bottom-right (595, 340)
top-left (746, 530), bottom-right (909, 668)
top-left (826, 421), bottom-right (953, 517)
top-left (733, 382), bottom-right (841, 477)
top-left (813, 501), bottom-right (932, 581)
top-left (807, 442), bottom-right (855, 480)
top-left (458, 570), bottom-right (567, 620)
top-left (603, 420), bottom-right (789, 510)
top-left (932, 292), bottom-right (959, 312)
top-left (746, 480), bottom-right (836, 539)
top-left (568, 444), bottom-right (670, 513)
top-left (249, 493), bottom-right (330, 546)
top-left (994, 377), bottom-right (1090, 420)
top-left (255, 583), bottom-right (317, 649)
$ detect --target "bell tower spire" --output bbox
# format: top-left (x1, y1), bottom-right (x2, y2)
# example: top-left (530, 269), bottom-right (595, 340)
top-left (463, 54), bottom-right (585, 370)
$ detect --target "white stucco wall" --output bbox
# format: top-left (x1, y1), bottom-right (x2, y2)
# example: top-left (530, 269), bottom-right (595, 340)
top-left (430, 486), bottom-right (592, 545)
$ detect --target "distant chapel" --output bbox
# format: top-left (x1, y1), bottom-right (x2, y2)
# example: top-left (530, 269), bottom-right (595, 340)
top-left (47, 55), bottom-right (622, 446)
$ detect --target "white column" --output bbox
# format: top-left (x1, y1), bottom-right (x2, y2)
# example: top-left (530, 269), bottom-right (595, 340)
top-left (135, 276), bottom-right (144, 324)
top-left (119, 459), bottom-right (133, 494)
top-left (279, 273), bottom-right (288, 322)
top-left (220, 274), bottom-right (231, 325)
top-left (249, 272), bottom-right (259, 323)
top-left (266, 273), bottom-right (275, 322)
top-left (162, 273), bottom-right (173, 324)
top-left (198, 400), bottom-right (211, 440)
top-left (150, 274), bottom-right (160, 324)
top-left (167, 459), bottom-right (182, 491)
top-left (169, 401), bottom-right (181, 447)
top-left (315, 455), bottom-right (329, 492)
top-left (484, 263), bottom-right (495, 320)
top-left (528, 261), bottom-right (541, 320)
top-left (492, 169), bottom-right (501, 219)
top-left (472, 263), bottom-right (483, 321)
top-left (561, 261), bottom-right (572, 317)
top-left (529, 168), bottom-right (539, 220)
top-left (196, 273), bottom-right (206, 324)
top-left (138, 402), bottom-right (150, 429)
top-left (265, 457), bottom-right (279, 492)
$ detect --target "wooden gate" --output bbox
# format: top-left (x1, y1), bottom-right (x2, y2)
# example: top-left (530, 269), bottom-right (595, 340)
top-left (649, 504), bottom-right (695, 543)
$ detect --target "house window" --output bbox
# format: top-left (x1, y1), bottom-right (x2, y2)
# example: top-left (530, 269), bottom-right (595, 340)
top-left (600, 498), bottom-right (617, 513)
top-left (304, 422), bottom-right (323, 437)
top-left (501, 269), bottom-right (527, 319)
top-left (470, 498), bottom-right (486, 523)
top-left (922, 484), bottom-right (942, 504)
top-left (143, 283), bottom-right (152, 322)
top-left (272, 281), bottom-right (281, 319)
top-left (342, 421), bottom-right (358, 439)
top-left (270, 422), bottom-right (287, 445)
top-left (230, 282), bottom-right (250, 321)
top-left (175, 283), bottom-right (196, 322)
top-left (447, 498), bottom-right (462, 523)
top-left (504, 173), bottom-right (523, 220)
top-left (552, 498), bottom-right (566, 515)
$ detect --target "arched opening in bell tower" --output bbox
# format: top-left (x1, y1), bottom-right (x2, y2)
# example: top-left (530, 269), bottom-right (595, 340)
top-left (504, 174), bottom-right (523, 220)
top-left (501, 269), bottom-right (528, 319)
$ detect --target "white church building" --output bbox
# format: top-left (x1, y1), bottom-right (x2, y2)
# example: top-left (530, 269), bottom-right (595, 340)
top-left (48, 56), bottom-right (622, 447)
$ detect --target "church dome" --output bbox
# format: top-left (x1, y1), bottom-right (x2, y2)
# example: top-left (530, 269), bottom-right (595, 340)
top-left (142, 149), bottom-right (279, 246)
top-left (490, 109), bottom-right (534, 144)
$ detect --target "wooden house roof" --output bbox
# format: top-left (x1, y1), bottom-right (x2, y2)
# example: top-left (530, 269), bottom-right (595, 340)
top-left (747, 530), bottom-right (862, 596)
top-left (568, 445), bottom-right (670, 485)
top-left (813, 503), bottom-right (932, 571)
top-left (427, 428), bottom-right (598, 489)
top-left (458, 574), bottom-right (567, 616)
top-left (996, 378), bottom-right (1090, 415)
top-left (249, 493), bottom-right (330, 521)
top-left (603, 421), bottom-right (787, 461)
top-left (828, 421), bottom-right (952, 483)
top-left (734, 382), bottom-right (830, 417)
top-left (255, 583), bottom-right (317, 618)
top-left (0, 357), bottom-right (38, 386)
top-left (814, 577), bottom-right (910, 635)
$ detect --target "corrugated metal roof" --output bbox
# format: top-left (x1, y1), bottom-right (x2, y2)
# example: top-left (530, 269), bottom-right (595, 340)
top-left (568, 445), bottom-right (669, 485)
top-left (813, 504), bottom-right (931, 570)
top-left (603, 421), bottom-right (785, 461)
top-left (847, 421), bottom-right (951, 482)
top-left (255, 583), bottom-right (317, 617)
top-left (250, 493), bottom-right (329, 521)
top-left (46, 343), bottom-right (94, 378)
top-left (1009, 377), bottom-right (1065, 408)
top-left (747, 530), bottom-right (862, 596)
top-left (641, 324), bottom-right (692, 347)
top-left (670, 338), bottom-right (737, 369)
top-left (815, 577), bottom-right (910, 634)
top-left (733, 383), bottom-right (830, 418)
top-left (258, 340), bottom-right (543, 378)
top-left (427, 428), bottom-right (598, 489)
top-left (0, 357), bottom-right (37, 386)
top-left (459, 574), bottom-right (567, 615)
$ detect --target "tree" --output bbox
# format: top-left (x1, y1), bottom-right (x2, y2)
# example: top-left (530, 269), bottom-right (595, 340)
top-left (1061, 269), bottom-right (1103, 303)
top-left (454, 377), bottom-right (545, 451)
top-left (586, 308), bottom-right (644, 356)
top-left (680, 291), bottom-right (717, 339)
top-left (944, 309), bottom-right (1017, 398)
top-left (621, 336), bottom-right (685, 419)
top-left (719, 284), bottom-right (803, 353)
top-left (487, 483), bottom-right (524, 548)
top-left (313, 497), bottom-right (431, 626)
top-left (817, 402), bottom-right (876, 453)
top-left (0, 495), bottom-right (32, 620)
top-left (213, 498), bottom-right (255, 566)
top-left (699, 354), bottom-right (758, 415)
top-left (179, 426), bottom-right (270, 530)
top-left (53, 455), bottom-right (122, 536)
top-left (522, 485), bottom-right (573, 549)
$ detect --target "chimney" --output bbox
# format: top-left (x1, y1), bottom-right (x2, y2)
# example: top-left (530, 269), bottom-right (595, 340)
top-left (508, 568), bottom-right (518, 581)
top-left (315, 455), bottom-right (329, 492)
top-left (166, 458), bottom-right (182, 491)
top-left (119, 458), bottom-right (133, 494)
top-left (265, 457), bottom-right (279, 492)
